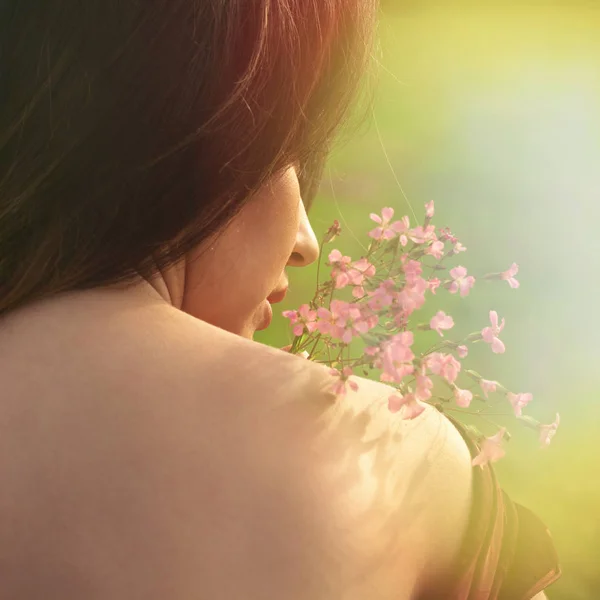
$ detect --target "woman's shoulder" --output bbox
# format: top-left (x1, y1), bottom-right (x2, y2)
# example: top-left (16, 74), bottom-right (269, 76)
top-left (0, 280), bottom-right (336, 452)
top-left (313, 374), bottom-right (473, 596)
top-left (0, 284), bottom-right (473, 598)
top-left (0, 285), bottom-right (343, 596)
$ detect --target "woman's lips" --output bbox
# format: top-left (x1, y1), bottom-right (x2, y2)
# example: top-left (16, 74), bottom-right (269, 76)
top-left (256, 286), bottom-right (288, 332)
top-left (266, 286), bottom-right (288, 305)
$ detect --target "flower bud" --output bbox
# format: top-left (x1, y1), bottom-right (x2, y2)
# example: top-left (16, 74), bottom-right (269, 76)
top-left (466, 332), bottom-right (483, 342)
top-left (323, 220), bottom-right (342, 244)
top-left (517, 415), bottom-right (541, 430)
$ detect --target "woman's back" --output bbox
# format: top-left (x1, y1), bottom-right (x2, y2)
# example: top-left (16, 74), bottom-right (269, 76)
top-left (0, 281), bottom-right (473, 599)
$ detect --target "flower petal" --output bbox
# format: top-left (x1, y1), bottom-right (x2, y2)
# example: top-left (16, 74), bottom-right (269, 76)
top-left (489, 310), bottom-right (499, 329)
top-left (381, 207), bottom-right (394, 221)
top-left (491, 337), bottom-right (506, 354)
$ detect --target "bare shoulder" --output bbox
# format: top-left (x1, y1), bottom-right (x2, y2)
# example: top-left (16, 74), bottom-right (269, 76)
top-left (0, 287), bottom-right (348, 597)
top-left (309, 375), bottom-right (474, 597)
top-left (0, 286), bottom-right (338, 597)
top-left (0, 287), bottom-right (472, 598)
top-left (162, 317), bottom-right (474, 597)
top-left (155, 314), bottom-right (474, 597)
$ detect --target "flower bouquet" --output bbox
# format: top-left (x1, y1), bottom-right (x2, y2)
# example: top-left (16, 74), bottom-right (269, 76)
top-left (283, 201), bottom-right (559, 467)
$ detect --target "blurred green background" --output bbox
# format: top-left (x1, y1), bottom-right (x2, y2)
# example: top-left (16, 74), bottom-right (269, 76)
top-left (257, 2), bottom-right (600, 598)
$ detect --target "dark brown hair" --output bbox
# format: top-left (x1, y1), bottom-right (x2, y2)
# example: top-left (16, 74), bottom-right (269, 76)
top-left (0, 0), bottom-right (378, 317)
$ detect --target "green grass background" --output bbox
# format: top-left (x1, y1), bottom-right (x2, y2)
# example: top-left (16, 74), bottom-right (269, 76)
top-left (257, 3), bottom-right (600, 598)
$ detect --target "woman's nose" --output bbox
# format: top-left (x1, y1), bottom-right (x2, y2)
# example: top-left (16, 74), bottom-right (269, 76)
top-left (287, 201), bottom-right (320, 267)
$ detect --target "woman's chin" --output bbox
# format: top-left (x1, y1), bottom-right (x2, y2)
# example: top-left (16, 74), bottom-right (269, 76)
top-left (228, 300), bottom-right (273, 339)
top-left (255, 299), bottom-right (273, 332)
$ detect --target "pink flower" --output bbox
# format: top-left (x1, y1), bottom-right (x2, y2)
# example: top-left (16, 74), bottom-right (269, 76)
top-left (364, 345), bottom-right (380, 357)
top-left (501, 263), bottom-right (520, 289)
top-left (368, 279), bottom-right (395, 310)
top-left (388, 330), bottom-right (415, 350)
top-left (328, 249), bottom-right (349, 265)
top-left (368, 208), bottom-right (407, 241)
top-left (409, 225), bottom-right (436, 244)
top-left (282, 310), bottom-right (300, 332)
top-left (472, 428), bottom-right (507, 468)
top-left (388, 393), bottom-right (426, 420)
top-left (316, 300), bottom-right (351, 341)
top-left (381, 363), bottom-right (414, 384)
top-left (457, 345), bottom-right (469, 358)
top-left (415, 374), bottom-right (434, 401)
top-left (426, 352), bottom-right (461, 384)
top-left (439, 227), bottom-right (457, 244)
top-left (448, 266), bottom-right (475, 297)
top-left (427, 278), bottom-right (441, 295)
top-left (329, 367), bottom-right (359, 397)
top-left (338, 303), bottom-right (375, 341)
top-left (392, 310), bottom-right (409, 330)
top-left (328, 249), bottom-right (353, 289)
top-left (396, 277), bottom-right (428, 316)
top-left (282, 304), bottom-right (318, 337)
top-left (348, 257), bottom-right (376, 286)
top-left (425, 200), bottom-right (435, 218)
top-left (402, 259), bottom-right (423, 285)
top-left (454, 387), bottom-right (473, 408)
top-left (481, 310), bottom-right (506, 354)
top-left (379, 332), bottom-right (415, 384)
top-left (426, 239), bottom-right (445, 260)
top-left (323, 220), bottom-right (342, 243)
top-left (539, 413), bottom-right (560, 447)
top-left (430, 310), bottom-right (454, 337)
top-left (507, 392), bottom-right (533, 417)
top-left (360, 307), bottom-right (379, 331)
top-left (452, 242), bottom-right (467, 254)
top-left (397, 217), bottom-right (410, 246)
top-left (479, 379), bottom-right (498, 399)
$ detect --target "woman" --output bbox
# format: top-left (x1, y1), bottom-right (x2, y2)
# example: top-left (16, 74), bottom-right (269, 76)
top-left (0, 1), bottom-right (559, 598)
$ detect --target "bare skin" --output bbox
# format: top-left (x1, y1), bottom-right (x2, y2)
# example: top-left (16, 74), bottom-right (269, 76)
top-left (0, 165), bottom-right (475, 598)
top-left (0, 280), bottom-right (472, 599)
